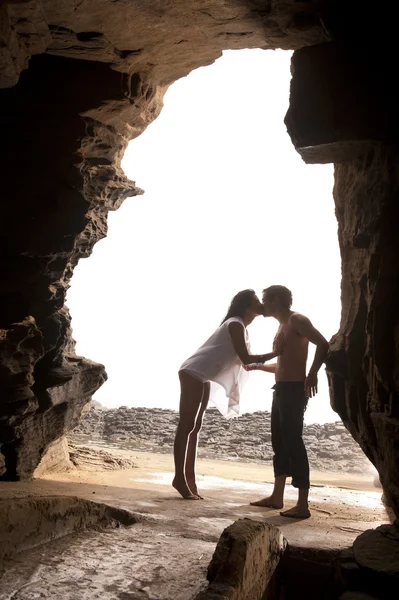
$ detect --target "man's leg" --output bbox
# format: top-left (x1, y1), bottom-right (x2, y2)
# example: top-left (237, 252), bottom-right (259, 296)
top-left (279, 388), bottom-right (310, 518)
top-left (185, 382), bottom-right (210, 499)
top-left (251, 390), bottom-right (290, 508)
top-left (173, 371), bottom-right (204, 499)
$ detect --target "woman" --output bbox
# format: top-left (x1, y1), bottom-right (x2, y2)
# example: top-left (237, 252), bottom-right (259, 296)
top-left (173, 289), bottom-right (283, 500)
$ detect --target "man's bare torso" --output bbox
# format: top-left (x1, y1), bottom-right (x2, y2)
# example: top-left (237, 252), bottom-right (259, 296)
top-left (274, 313), bottom-right (309, 382)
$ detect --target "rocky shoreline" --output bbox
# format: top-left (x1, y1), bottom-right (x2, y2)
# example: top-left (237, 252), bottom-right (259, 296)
top-left (69, 402), bottom-right (374, 475)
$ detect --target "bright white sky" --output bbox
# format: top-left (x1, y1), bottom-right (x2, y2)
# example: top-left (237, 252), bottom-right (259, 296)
top-left (67, 49), bottom-right (341, 424)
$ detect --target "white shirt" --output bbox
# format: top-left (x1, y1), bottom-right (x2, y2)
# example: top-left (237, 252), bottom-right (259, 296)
top-left (179, 317), bottom-right (249, 419)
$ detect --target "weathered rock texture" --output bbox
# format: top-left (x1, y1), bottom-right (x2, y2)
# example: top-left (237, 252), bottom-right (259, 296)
top-left (196, 519), bottom-right (399, 600)
top-left (33, 436), bottom-right (73, 478)
top-left (68, 442), bottom-right (137, 471)
top-left (0, 495), bottom-right (138, 561)
top-left (70, 405), bottom-right (373, 475)
top-left (0, 0), bottom-right (398, 523)
top-left (196, 519), bottom-right (286, 600)
top-left (1, 0), bottom-right (330, 90)
top-left (328, 146), bottom-right (399, 518)
top-left (285, 43), bottom-right (399, 163)
top-left (338, 525), bottom-right (399, 600)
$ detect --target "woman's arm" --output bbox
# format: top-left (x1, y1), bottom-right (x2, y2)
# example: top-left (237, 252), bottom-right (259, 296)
top-left (228, 322), bottom-right (279, 365)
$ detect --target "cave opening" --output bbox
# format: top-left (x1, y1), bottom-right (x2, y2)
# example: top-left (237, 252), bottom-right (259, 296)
top-left (67, 49), bottom-right (339, 422)
top-left (65, 49), bottom-right (377, 485)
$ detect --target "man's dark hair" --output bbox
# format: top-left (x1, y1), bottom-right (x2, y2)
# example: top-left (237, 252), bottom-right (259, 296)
top-left (263, 285), bottom-right (293, 309)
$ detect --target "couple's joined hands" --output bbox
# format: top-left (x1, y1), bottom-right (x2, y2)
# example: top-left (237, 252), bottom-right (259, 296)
top-left (244, 363), bottom-right (260, 371)
top-left (243, 333), bottom-right (319, 397)
top-left (244, 333), bottom-right (285, 372)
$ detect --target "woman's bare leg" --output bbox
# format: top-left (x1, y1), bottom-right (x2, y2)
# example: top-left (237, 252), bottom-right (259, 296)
top-left (185, 382), bottom-right (210, 499)
top-left (173, 371), bottom-right (204, 499)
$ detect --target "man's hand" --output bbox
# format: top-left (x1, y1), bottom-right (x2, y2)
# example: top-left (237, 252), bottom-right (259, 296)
top-left (305, 371), bottom-right (318, 398)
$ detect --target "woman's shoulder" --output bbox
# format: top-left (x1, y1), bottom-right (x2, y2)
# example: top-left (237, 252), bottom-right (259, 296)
top-left (224, 317), bottom-right (245, 327)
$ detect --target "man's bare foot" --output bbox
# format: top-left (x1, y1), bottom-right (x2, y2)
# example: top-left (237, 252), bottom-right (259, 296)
top-left (280, 505), bottom-right (311, 519)
top-left (250, 496), bottom-right (283, 509)
top-left (172, 478), bottom-right (200, 500)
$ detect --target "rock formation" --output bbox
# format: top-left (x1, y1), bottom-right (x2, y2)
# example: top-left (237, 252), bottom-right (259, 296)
top-left (0, 0), bottom-right (398, 521)
top-left (70, 404), bottom-right (373, 475)
top-left (68, 442), bottom-right (137, 471)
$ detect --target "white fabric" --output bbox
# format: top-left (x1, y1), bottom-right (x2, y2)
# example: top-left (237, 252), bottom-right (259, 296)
top-left (179, 317), bottom-right (249, 419)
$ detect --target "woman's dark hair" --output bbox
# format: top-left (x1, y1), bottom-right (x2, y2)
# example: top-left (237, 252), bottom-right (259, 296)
top-left (220, 289), bottom-right (256, 325)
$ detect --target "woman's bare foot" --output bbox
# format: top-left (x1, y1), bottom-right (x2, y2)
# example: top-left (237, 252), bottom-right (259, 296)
top-left (172, 478), bottom-right (200, 500)
top-left (186, 480), bottom-right (204, 499)
top-left (280, 505), bottom-right (311, 519)
top-left (250, 496), bottom-right (283, 509)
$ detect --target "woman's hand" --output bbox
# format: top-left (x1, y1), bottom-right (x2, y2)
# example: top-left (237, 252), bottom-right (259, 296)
top-left (244, 363), bottom-right (259, 371)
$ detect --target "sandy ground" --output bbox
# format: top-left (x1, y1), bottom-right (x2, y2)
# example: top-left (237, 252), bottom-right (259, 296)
top-left (0, 448), bottom-right (389, 600)
top-left (52, 445), bottom-right (380, 492)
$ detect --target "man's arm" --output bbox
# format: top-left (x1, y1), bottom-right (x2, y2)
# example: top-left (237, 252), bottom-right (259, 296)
top-left (245, 363), bottom-right (277, 373)
top-left (290, 313), bottom-right (329, 397)
top-left (228, 322), bottom-right (280, 365)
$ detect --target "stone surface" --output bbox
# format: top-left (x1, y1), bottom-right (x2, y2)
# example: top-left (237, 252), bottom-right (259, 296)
top-left (196, 519), bottom-right (286, 600)
top-left (0, 508), bottom-right (212, 600)
top-left (0, 0), bottom-right (331, 89)
top-left (353, 524), bottom-right (399, 578)
top-left (70, 404), bottom-right (373, 475)
top-left (285, 42), bottom-right (399, 163)
top-left (0, 494), bottom-right (138, 560)
top-left (326, 144), bottom-right (399, 518)
top-left (0, 1), bottom-right (51, 88)
top-left (0, 462), bottom-right (389, 600)
top-left (276, 545), bottom-right (344, 600)
top-left (68, 443), bottom-right (137, 471)
top-left (33, 436), bottom-right (73, 478)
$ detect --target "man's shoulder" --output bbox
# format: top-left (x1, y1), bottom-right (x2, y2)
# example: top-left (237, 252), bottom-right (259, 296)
top-left (289, 312), bottom-right (310, 324)
top-left (289, 312), bottom-right (312, 332)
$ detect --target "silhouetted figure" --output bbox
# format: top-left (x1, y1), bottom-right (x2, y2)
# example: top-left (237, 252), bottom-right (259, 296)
top-left (173, 289), bottom-right (283, 500)
top-left (248, 285), bottom-right (328, 519)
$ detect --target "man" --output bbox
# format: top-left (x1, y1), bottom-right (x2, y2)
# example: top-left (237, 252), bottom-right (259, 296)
top-left (248, 285), bottom-right (329, 519)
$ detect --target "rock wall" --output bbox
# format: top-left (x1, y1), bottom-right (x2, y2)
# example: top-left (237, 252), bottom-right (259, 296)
top-left (328, 145), bottom-right (399, 517)
top-left (0, 52), bottom-right (160, 479)
top-left (70, 405), bottom-right (373, 475)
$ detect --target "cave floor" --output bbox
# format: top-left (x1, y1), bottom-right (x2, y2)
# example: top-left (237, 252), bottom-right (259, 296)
top-left (0, 449), bottom-right (389, 600)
